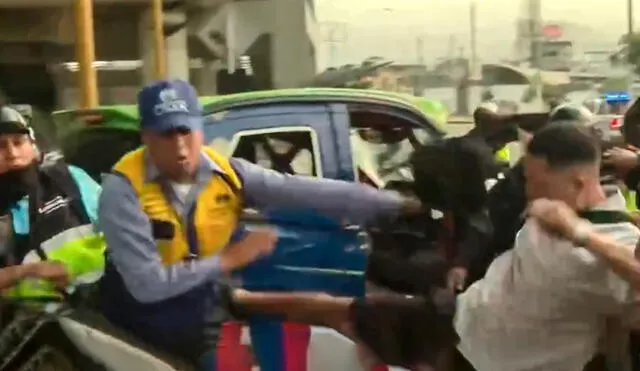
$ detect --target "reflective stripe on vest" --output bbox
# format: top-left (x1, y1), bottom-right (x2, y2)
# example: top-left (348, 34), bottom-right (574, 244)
top-left (5, 224), bottom-right (105, 298)
top-left (112, 147), bottom-right (242, 265)
top-left (625, 190), bottom-right (638, 211)
top-left (494, 146), bottom-right (510, 163)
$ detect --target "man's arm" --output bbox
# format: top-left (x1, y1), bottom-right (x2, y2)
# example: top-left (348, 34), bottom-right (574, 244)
top-left (0, 262), bottom-right (68, 290)
top-left (0, 264), bottom-right (37, 289)
top-left (582, 229), bottom-right (640, 290)
top-left (529, 198), bottom-right (640, 289)
top-left (98, 174), bottom-right (225, 303)
top-left (450, 162), bottom-right (526, 286)
top-left (231, 158), bottom-right (415, 225)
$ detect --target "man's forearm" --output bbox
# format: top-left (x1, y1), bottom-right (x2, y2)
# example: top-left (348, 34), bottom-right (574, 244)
top-left (0, 264), bottom-right (35, 290)
top-left (231, 290), bottom-right (353, 329)
top-left (231, 158), bottom-right (404, 225)
top-left (583, 231), bottom-right (640, 289)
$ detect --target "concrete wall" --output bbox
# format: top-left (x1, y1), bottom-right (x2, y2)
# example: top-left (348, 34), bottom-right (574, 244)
top-left (3, 0), bottom-right (320, 108)
top-left (205, 0), bottom-right (319, 89)
top-left (271, 0), bottom-right (318, 88)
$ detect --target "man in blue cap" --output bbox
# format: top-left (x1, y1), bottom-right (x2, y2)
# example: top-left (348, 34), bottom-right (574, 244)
top-left (98, 79), bottom-right (422, 370)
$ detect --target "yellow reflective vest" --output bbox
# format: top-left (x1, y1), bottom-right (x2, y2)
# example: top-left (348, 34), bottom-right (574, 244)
top-left (494, 146), bottom-right (511, 163)
top-left (112, 147), bottom-right (243, 264)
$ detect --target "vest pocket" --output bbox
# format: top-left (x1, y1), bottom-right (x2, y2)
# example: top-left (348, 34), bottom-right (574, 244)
top-left (150, 219), bottom-right (175, 240)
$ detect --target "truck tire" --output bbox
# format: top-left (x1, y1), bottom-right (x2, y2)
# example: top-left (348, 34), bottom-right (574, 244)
top-left (17, 346), bottom-right (76, 371)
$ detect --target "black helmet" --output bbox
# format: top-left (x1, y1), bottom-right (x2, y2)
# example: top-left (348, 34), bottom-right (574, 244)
top-left (0, 106), bottom-right (32, 137)
top-left (548, 104), bottom-right (593, 125)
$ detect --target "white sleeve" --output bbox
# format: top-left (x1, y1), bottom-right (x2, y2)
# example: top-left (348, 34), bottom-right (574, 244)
top-left (605, 228), bottom-right (640, 326)
top-left (291, 149), bottom-right (315, 177)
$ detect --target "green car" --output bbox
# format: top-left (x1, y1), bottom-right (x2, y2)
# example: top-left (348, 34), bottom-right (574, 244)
top-left (54, 88), bottom-right (449, 184)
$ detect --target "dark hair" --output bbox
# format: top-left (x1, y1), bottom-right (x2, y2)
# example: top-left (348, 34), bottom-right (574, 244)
top-left (623, 98), bottom-right (640, 147)
top-left (549, 104), bottom-right (591, 124)
top-left (411, 136), bottom-right (500, 214)
top-left (527, 123), bottom-right (600, 169)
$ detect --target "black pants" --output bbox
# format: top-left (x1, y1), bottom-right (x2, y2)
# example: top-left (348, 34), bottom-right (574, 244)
top-left (452, 350), bottom-right (609, 371)
top-left (631, 332), bottom-right (640, 371)
top-left (452, 349), bottom-right (477, 371)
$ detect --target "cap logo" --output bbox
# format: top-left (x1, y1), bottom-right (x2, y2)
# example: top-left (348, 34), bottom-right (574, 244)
top-left (154, 88), bottom-right (189, 116)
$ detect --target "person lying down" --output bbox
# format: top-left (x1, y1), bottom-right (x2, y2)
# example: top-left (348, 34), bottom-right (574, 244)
top-left (223, 124), bottom-right (640, 371)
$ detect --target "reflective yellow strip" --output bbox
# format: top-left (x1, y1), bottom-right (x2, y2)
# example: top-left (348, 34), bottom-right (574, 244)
top-left (5, 224), bottom-right (105, 298)
top-left (626, 191), bottom-right (638, 211)
top-left (494, 147), bottom-right (510, 162)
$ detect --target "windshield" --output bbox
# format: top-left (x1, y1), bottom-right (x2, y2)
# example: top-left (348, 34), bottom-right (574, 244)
top-left (350, 127), bottom-right (432, 187)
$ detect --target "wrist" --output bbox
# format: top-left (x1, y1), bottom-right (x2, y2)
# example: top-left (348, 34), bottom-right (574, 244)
top-left (571, 219), bottom-right (593, 246)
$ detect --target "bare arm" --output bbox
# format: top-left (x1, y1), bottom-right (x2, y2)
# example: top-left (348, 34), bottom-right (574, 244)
top-left (0, 263), bottom-right (68, 290)
top-left (581, 230), bottom-right (640, 289)
top-left (231, 290), bottom-right (353, 330)
top-left (0, 264), bottom-right (34, 290)
top-left (528, 198), bottom-right (640, 289)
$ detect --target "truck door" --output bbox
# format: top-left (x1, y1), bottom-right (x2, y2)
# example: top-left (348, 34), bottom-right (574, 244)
top-left (204, 103), bottom-right (366, 296)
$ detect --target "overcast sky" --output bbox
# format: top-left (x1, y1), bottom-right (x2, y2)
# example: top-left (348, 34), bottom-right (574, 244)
top-left (313, 0), bottom-right (637, 68)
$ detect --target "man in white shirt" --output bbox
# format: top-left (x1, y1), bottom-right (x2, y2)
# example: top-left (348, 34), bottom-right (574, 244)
top-left (455, 123), bottom-right (640, 371)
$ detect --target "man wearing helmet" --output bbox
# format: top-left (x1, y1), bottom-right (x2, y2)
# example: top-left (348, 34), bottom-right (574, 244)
top-left (468, 104), bottom-right (598, 282)
top-left (0, 106), bottom-right (105, 299)
top-left (473, 102), bottom-right (511, 165)
top-left (548, 103), bottom-right (594, 126)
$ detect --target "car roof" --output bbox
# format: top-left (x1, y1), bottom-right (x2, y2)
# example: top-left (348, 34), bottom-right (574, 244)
top-left (52, 88), bottom-right (448, 131)
top-left (198, 88), bottom-right (447, 129)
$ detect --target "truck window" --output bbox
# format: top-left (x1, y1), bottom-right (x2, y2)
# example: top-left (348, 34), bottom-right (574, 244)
top-left (229, 127), bottom-right (321, 177)
top-left (348, 107), bottom-right (435, 189)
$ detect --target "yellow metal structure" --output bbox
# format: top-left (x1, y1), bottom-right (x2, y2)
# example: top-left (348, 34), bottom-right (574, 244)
top-left (74, 0), bottom-right (98, 108)
top-left (151, 0), bottom-right (166, 79)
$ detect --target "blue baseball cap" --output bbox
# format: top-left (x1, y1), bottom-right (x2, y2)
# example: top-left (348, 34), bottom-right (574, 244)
top-left (138, 79), bottom-right (203, 133)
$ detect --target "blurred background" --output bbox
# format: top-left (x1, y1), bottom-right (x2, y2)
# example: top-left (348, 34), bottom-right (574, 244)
top-left (0, 0), bottom-right (639, 117)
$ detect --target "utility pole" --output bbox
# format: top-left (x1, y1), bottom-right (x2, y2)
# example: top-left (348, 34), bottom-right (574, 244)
top-left (629, 0), bottom-right (634, 63)
top-left (528, 0), bottom-right (542, 69)
top-left (469, 0), bottom-right (478, 79)
top-left (416, 36), bottom-right (425, 65)
top-left (74, 0), bottom-right (98, 108)
top-left (629, 0), bottom-right (634, 37)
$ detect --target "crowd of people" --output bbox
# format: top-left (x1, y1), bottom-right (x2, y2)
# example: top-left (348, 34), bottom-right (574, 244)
top-left (1, 79), bottom-right (640, 371)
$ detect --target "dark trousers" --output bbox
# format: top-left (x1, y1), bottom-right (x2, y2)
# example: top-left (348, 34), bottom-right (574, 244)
top-left (631, 332), bottom-right (640, 371)
top-left (451, 350), bottom-right (608, 371)
top-left (451, 350), bottom-right (477, 371)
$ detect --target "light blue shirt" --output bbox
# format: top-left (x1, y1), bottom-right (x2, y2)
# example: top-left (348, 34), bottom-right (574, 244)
top-left (98, 150), bottom-right (402, 303)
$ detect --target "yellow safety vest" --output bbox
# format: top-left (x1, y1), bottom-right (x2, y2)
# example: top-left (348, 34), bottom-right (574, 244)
top-left (112, 147), bottom-right (243, 265)
top-left (494, 146), bottom-right (511, 163)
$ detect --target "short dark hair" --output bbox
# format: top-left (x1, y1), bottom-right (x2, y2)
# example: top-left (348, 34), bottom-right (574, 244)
top-left (527, 123), bottom-right (600, 169)
top-left (623, 98), bottom-right (640, 146)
